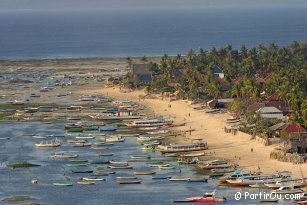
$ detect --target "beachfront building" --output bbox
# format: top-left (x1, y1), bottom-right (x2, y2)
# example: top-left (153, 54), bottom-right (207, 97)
top-left (131, 64), bottom-right (152, 87)
top-left (255, 106), bottom-right (284, 120)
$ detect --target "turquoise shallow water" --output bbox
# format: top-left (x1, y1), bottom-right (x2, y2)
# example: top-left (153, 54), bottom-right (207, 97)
top-left (0, 7), bottom-right (307, 60)
top-left (0, 122), bottom-right (295, 205)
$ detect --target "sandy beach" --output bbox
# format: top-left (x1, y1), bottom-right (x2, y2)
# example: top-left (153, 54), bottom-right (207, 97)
top-left (78, 86), bottom-right (307, 178)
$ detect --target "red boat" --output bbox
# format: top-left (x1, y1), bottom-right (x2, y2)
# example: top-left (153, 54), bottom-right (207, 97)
top-left (185, 192), bottom-right (226, 203)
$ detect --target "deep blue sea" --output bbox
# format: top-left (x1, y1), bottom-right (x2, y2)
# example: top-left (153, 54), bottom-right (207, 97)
top-left (0, 7), bottom-right (307, 60)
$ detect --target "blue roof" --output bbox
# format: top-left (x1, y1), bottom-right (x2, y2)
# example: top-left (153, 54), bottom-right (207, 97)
top-left (139, 74), bottom-right (152, 81)
top-left (212, 65), bottom-right (223, 74)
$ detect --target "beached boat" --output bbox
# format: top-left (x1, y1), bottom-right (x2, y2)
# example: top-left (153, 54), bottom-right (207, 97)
top-left (180, 151), bottom-right (206, 157)
top-left (126, 118), bottom-right (172, 128)
top-left (271, 186), bottom-right (303, 194)
top-left (249, 182), bottom-right (267, 188)
top-left (147, 130), bottom-right (169, 135)
top-left (184, 192), bottom-right (226, 203)
top-left (227, 173), bottom-right (291, 186)
top-left (219, 170), bottom-right (253, 184)
top-left (187, 177), bottom-right (209, 183)
top-left (157, 142), bottom-right (208, 154)
top-left (211, 168), bottom-right (236, 173)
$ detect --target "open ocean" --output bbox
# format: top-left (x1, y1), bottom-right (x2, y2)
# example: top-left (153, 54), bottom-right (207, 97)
top-left (0, 6), bottom-right (307, 60)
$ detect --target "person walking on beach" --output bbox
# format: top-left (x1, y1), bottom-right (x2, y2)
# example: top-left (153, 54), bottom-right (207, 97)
top-left (188, 113), bottom-right (190, 117)
top-left (251, 148), bottom-right (253, 152)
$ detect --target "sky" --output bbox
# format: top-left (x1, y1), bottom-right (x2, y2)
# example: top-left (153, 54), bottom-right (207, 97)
top-left (1, 0), bottom-right (307, 11)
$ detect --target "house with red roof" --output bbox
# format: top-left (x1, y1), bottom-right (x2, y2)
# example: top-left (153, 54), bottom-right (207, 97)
top-left (282, 124), bottom-right (306, 134)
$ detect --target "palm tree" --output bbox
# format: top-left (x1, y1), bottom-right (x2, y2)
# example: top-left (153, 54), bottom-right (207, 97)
top-left (126, 56), bottom-right (133, 69)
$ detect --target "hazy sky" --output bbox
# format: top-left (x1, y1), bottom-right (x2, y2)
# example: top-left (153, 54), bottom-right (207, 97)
top-left (0, 0), bottom-right (306, 11)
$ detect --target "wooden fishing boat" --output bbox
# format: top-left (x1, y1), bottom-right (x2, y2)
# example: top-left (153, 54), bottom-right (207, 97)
top-left (157, 142), bottom-right (208, 154)
top-left (77, 181), bottom-right (96, 185)
top-left (72, 170), bottom-right (93, 173)
top-left (117, 180), bottom-right (142, 184)
top-left (169, 177), bottom-right (190, 182)
top-left (259, 199), bottom-right (279, 203)
top-left (90, 147), bottom-right (110, 150)
top-left (108, 165), bottom-right (133, 169)
top-left (187, 177), bottom-right (208, 183)
top-left (90, 160), bottom-right (110, 165)
top-left (130, 155), bottom-right (151, 159)
top-left (50, 153), bottom-right (78, 159)
top-left (96, 153), bottom-right (113, 157)
top-left (69, 159), bottom-right (88, 163)
top-left (65, 163), bottom-right (88, 167)
top-left (211, 166), bottom-right (235, 173)
top-left (109, 161), bottom-right (128, 166)
top-left (116, 176), bottom-right (138, 180)
top-left (35, 141), bottom-right (61, 147)
top-left (53, 183), bottom-right (73, 186)
top-left (100, 127), bottom-right (117, 132)
top-left (180, 151), bottom-right (206, 157)
top-left (152, 176), bottom-right (171, 180)
top-left (158, 165), bottom-right (175, 169)
top-left (105, 136), bottom-right (125, 142)
top-left (81, 177), bottom-right (105, 181)
top-left (72, 143), bottom-right (91, 147)
top-left (126, 118), bottom-right (172, 128)
top-left (185, 192), bottom-right (226, 203)
top-left (134, 171), bottom-right (156, 175)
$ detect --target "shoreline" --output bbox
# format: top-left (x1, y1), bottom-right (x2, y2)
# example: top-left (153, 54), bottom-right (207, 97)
top-left (84, 86), bottom-right (307, 178)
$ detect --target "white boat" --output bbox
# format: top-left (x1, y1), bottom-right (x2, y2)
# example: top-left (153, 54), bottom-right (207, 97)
top-left (35, 140), bottom-right (61, 147)
top-left (180, 151), bottom-right (206, 157)
top-left (227, 173), bottom-right (291, 186)
top-left (271, 186), bottom-right (303, 194)
top-left (249, 182), bottom-right (267, 188)
top-left (125, 118), bottom-right (172, 128)
top-left (169, 177), bottom-right (190, 182)
top-left (157, 142), bottom-right (208, 154)
top-left (147, 130), bottom-right (169, 135)
top-left (50, 152), bottom-right (78, 158)
top-left (105, 136), bottom-right (125, 143)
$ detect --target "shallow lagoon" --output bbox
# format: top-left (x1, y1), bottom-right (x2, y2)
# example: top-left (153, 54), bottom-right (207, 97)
top-left (0, 122), bottom-right (293, 204)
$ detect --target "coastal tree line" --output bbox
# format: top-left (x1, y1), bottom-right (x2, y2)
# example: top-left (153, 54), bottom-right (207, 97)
top-left (124, 42), bottom-right (306, 125)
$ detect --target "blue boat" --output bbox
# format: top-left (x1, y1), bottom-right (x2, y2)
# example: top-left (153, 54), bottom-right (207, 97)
top-left (100, 127), bottom-right (117, 132)
top-left (152, 176), bottom-right (171, 180)
top-left (187, 178), bottom-right (208, 183)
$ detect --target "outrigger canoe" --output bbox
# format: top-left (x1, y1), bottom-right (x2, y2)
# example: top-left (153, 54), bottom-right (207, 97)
top-left (53, 183), bottom-right (73, 186)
